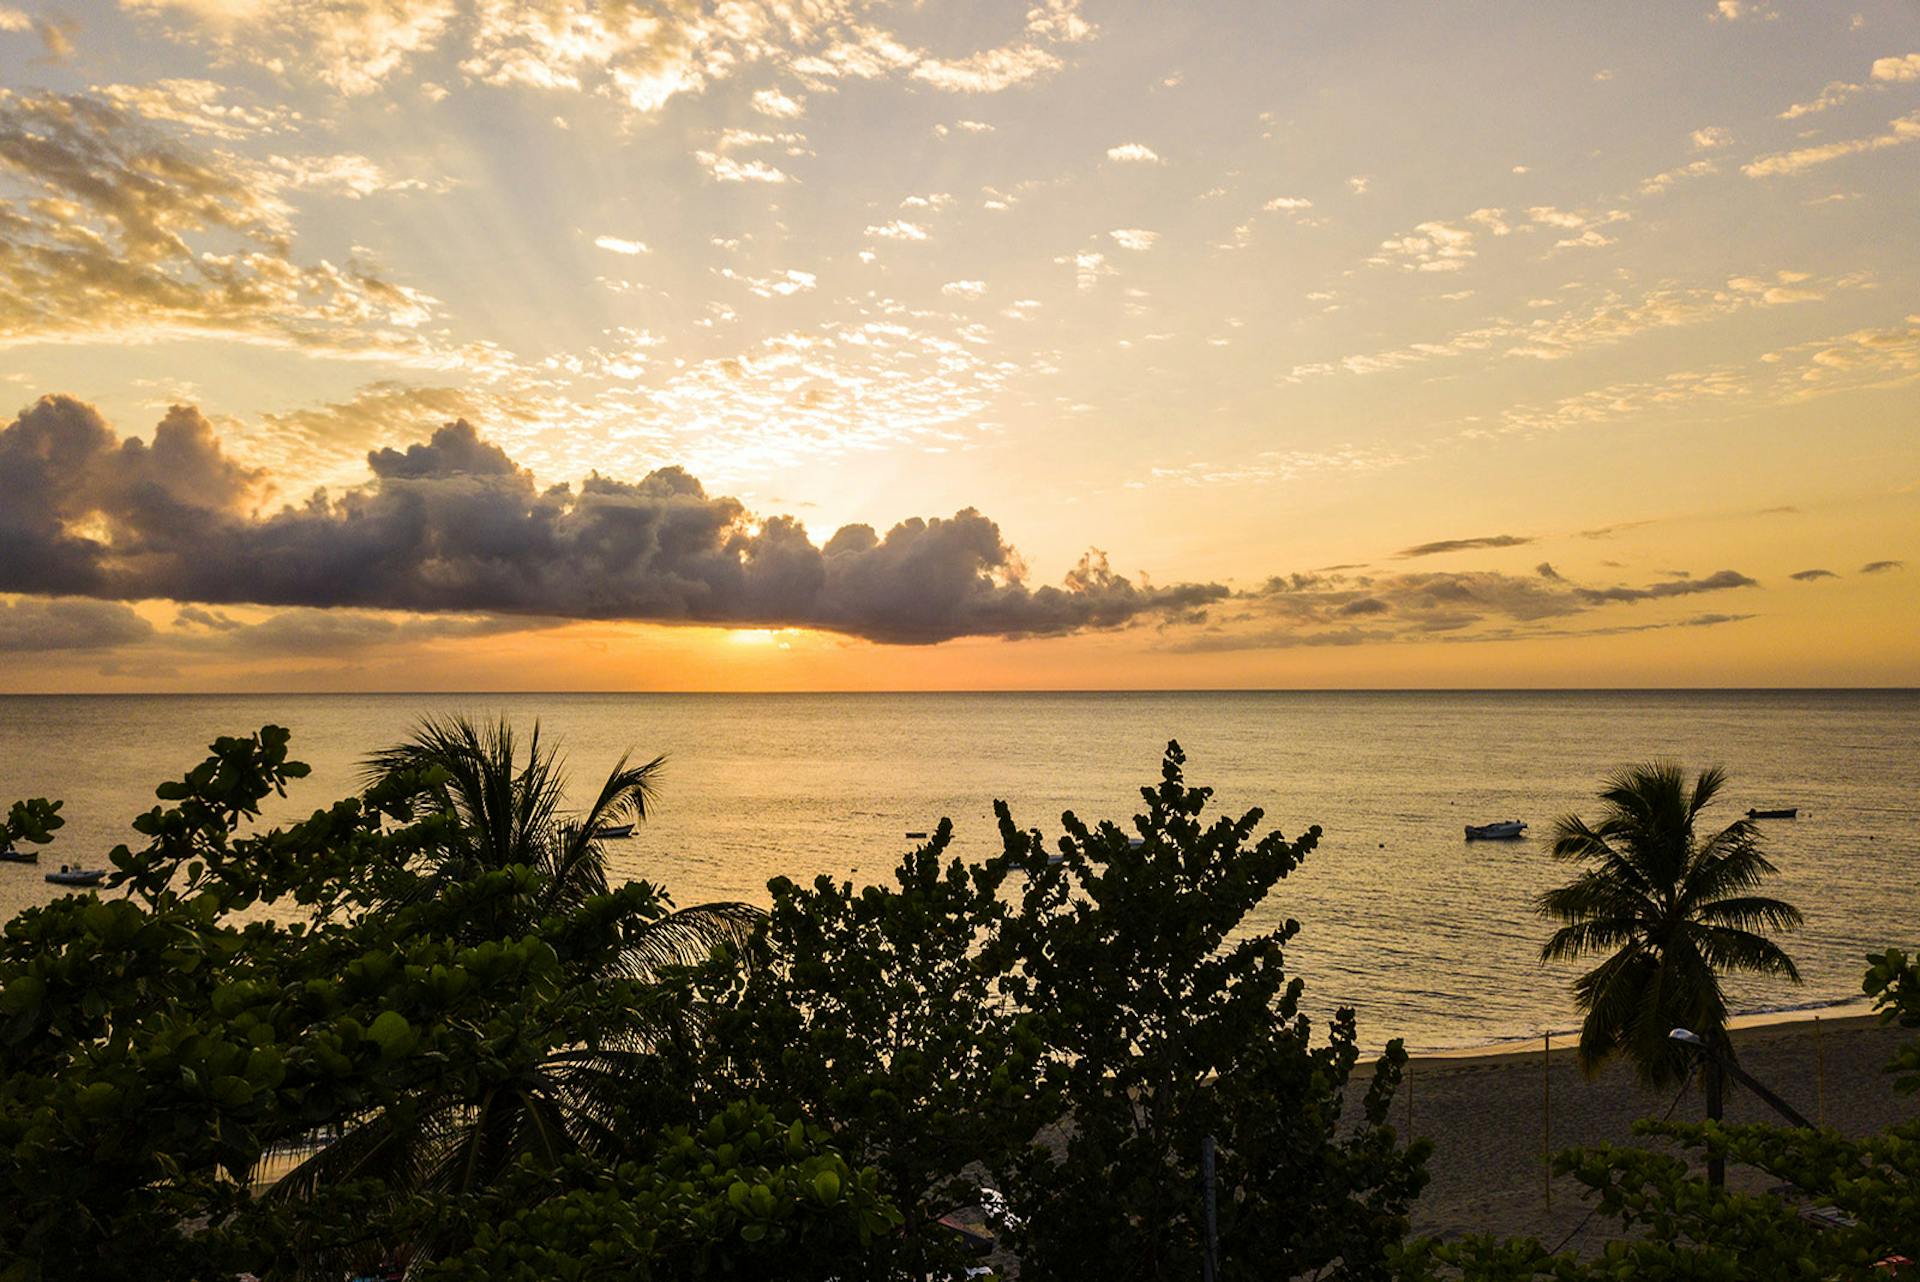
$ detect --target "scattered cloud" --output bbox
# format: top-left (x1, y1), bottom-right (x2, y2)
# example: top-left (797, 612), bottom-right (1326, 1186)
top-left (1167, 563), bottom-right (1760, 653)
top-left (1397, 534), bottom-right (1533, 558)
top-left (1106, 142), bottom-right (1161, 164)
top-left (1691, 126), bottom-right (1731, 149)
top-left (0, 89), bottom-right (443, 357)
top-left (1108, 228), bottom-right (1158, 252)
top-left (594, 235), bottom-right (649, 256)
top-left (751, 87), bottom-right (804, 118)
top-left (1640, 159), bottom-right (1718, 196)
top-left (1789, 568), bottom-right (1837, 581)
top-left (1860, 559), bottom-right (1905, 573)
top-left (1742, 110), bottom-right (1920, 177)
top-left (1780, 81), bottom-right (1861, 119)
top-left (941, 279), bottom-right (986, 299)
top-left (1571, 568), bottom-right (1758, 603)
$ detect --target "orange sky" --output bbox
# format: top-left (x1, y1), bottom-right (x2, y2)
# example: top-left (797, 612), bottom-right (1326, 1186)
top-left (0, 0), bottom-right (1915, 689)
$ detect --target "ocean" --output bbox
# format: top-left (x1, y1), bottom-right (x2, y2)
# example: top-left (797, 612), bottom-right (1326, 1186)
top-left (1, 690), bottom-right (1913, 1052)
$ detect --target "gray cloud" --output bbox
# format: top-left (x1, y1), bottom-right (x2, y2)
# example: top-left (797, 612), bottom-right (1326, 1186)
top-left (1169, 561), bottom-right (1763, 652)
top-left (1789, 568), bottom-right (1838, 581)
top-left (1570, 569), bottom-right (1758, 603)
top-left (1395, 534), bottom-right (1533, 558)
top-left (0, 395), bottom-right (1227, 646)
top-left (1536, 561), bottom-right (1562, 580)
top-left (1860, 560), bottom-right (1905, 574)
top-left (0, 597), bottom-right (154, 652)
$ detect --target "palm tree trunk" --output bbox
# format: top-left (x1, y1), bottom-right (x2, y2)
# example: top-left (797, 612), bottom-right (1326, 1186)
top-left (1704, 1057), bottom-right (1725, 1188)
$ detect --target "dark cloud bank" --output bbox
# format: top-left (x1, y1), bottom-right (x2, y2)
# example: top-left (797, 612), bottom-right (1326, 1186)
top-left (2, 397), bottom-right (1833, 658)
top-left (0, 395), bottom-right (1224, 645)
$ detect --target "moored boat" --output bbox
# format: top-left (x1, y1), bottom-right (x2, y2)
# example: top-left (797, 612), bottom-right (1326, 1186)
top-left (1746, 807), bottom-right (1797, 820)
top-left (0, 847), bottom-right (38, 864)
top-left (45, 866), bottom-right (106, 887)
top-left (590, 822), bottom-right (635, 839)
top-left (1465, 820), bottom-right (1528, 841)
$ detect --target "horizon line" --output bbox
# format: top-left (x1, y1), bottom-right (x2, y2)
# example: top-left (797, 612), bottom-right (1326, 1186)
top-left (3, 685), bottom-right (1916, 697)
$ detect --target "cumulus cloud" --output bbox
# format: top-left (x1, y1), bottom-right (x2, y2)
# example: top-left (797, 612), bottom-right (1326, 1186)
top-left (0, 396), bottom-right (1228, 646)
top-left (1872, 53), bottom-right (1920, 82)
top-left (1397, 534), bottom-right (1533, 558)
top-left (1106, 142), bottom-right (1161, 163)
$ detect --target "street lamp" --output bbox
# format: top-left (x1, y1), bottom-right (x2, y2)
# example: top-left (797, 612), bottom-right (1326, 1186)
top-left (1668, 1027), bottom-right (1815, 1130)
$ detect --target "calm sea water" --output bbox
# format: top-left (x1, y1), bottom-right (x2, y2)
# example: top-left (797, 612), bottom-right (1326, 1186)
top-left (0, 691), bottom-right (1913, 1051)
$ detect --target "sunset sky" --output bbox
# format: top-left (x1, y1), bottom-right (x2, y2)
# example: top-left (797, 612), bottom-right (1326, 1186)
top-left (0, 0), bottom-right (1914, 690)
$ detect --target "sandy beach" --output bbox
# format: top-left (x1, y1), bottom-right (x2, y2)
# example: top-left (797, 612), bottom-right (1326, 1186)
top-left (1389, 1014), bottom-right (1917, 1247)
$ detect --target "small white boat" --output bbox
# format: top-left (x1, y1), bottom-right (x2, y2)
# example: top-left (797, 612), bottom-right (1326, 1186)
top-left (45, 867), bottom-right (106, 887)
top-left (590, 823), bottom-right (635, 839)
top-left (1465, 821), bottom-right (1528, 841)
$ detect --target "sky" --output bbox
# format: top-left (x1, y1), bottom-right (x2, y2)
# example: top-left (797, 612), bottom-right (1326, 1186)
top-left (0, 0), bottom-right (1914, 691)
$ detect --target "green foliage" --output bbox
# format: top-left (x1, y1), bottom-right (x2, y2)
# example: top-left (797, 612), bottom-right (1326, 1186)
top-left (0, 725), bottom-right (847, 1281)
top-left (429, 1103), bottom-right (903, 1281)
top-left (2, 727), bottom-right (1438, 1280)
top-left (1537, 763), bottom-right (1801, 1086)
top-left (698, 819), bottom-right (1049, 1278)
top-left (990, 741), bottom-right (1430, 1281)
top-left (3, 798), bottom-right (63, 850)
top-left (1865, 947), bottom-right (1920, 1092)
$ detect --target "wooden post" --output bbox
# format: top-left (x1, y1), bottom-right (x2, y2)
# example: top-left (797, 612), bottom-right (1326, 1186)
top-left (1814, 1015), bottom-right (1826, 1127)
top-left (1543, 1031), bottom-right (1552, 1212)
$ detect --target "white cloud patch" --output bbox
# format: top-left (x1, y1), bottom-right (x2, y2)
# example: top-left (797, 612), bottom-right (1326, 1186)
top-left (1106, 141), bottom-right (1161, 163)
top-left (1780, 80), bottom-right (1861, 118)
top-left (912, 44), bottom-right (1061, 93)
top-left (1108, 228), bottom-right (1158, 252)
top-left (1691, 125), bottom-right (1731, 149)
top-left (751, 87), bottom-right (805, 118)
top-left (1871, 53), bottom-right (1920, 82)
top-left (696, 152), bottom-right (791, 184)
top-left (594, 235), bottom-right (649, 255)
top-left (941, 279), bottom-right (986, 299)
top-left (1743, 110), bottom-right (1920, 176)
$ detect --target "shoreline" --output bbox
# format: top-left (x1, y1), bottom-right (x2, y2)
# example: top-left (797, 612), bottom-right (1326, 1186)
top-left (1411, 994), bottom-right (1876, 1062)
top-left (1381, 1012), bottom-right (1915, 1247)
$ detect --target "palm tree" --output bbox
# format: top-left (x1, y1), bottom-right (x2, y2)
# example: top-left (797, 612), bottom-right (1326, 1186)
top-left (1537, 762), bottom-right (1801, 1176)
top-left (271, 716), bottom-right (759, 1253)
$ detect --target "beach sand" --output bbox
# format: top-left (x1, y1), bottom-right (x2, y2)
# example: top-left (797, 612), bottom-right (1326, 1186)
top-left (1388, 1014), bottom-right (1918, 1248)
